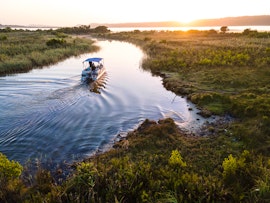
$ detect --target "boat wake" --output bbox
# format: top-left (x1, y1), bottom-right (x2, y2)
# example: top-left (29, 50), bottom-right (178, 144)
top-left (0, 40), bottom-right (217, 178)
top-left (87, 72), bottom-right (108, 94)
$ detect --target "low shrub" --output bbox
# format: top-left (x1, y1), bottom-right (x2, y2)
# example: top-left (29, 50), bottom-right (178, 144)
top-left (46, 38), bottom-right (67, 48)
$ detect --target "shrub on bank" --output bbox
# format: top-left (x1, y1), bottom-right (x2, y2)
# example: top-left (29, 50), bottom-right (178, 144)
top-left (190, 92), bottom-right (232, 115)
top-left (46, 38), bottom-right (67, 48)
top-left (1, 118), bottom-right (270, 202)
top-left (0, 153), bottom-right (23, 202)
top-left (2, 29), bottom-right (270, 202)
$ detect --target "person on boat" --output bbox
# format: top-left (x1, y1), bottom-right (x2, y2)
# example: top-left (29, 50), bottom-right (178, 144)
top-left (92, 63), bottom-right (96, 71)
top-left (86, 61), bottom-right (92, 79)
top-left (92, 63), bottom-right (98, 75)
top-left (88, 61), bottom-right (93, 69)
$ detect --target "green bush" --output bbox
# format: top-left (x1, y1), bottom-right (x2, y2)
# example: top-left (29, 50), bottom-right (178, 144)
top-left (190, 92), bottom-right (232, 115)
top-left (63, 162), bottom-right (97, 202)
top-left (0, 153), bottom-right (23, 202)
top-left (46, 38), bottom-right (67, 47)
top-left (168, 149), bottom-right (187, 169)
top-left (0, 35), bottom-right (7, 41)
top-left (0, 153), bottom-right (23, 181)
top-left (222, 150), bottom-right (270, 201)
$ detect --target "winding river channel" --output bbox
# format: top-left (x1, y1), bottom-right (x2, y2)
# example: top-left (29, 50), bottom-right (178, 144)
top-left (0, 39), bottom-right (213, 168)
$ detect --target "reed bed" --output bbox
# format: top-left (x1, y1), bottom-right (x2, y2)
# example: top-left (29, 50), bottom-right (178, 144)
top-left (97, 30), bottom-right (270, 149)
top-left (1, 29), bottom-right (270, 202)
top-left (0, 30), bottom-right (98, 75)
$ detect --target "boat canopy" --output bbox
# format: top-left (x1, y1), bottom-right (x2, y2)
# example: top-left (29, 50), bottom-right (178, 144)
top-left (84, 57), bottom-right (103, 63)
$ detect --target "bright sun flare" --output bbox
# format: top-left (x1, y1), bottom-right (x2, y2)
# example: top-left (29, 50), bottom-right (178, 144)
top-left (1, 0), bottom-right (268, 27)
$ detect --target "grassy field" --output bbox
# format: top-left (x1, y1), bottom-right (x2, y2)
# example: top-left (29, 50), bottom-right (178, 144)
top-left (1, 29), bottom-right (270, 202)
top-left (96, 29), bottom-right (270, 150)
top-left (0, 29), bottom-right (99, 76)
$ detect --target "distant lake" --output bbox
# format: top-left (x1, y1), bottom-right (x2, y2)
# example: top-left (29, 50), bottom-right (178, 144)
top-left (109, 26), bottom-right (270, 33)
top-left (5, 25), bottom-right (270, 32)
top-left (6, 27), bottom-right (59, 31)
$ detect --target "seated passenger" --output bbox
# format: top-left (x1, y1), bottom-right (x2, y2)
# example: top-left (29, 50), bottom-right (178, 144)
top-left (92, 63), bottom-right (96, 72)
top-left (89, 61), bottom-right (93, 68)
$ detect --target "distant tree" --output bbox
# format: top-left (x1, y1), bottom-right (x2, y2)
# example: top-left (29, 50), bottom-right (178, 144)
top-left (243, 28), bottom-right (251, 35)
top-left (56, 25), bottom-right (91, 34)
top-left (0, 27), bottom-right (12, 33)
top-left (220, 26), bottom-right (229, 33)
top-left (208, 29), bottom-right (218, 35)
top-left (92, 26), bottom-right (110, 33)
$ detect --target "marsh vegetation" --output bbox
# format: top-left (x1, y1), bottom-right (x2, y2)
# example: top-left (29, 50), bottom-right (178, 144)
top-left (0, 28), bottom-right (99, 76)
top-left (1, 28), bottom-right (270, 202)
top-left (97, 29), bottom-right (270, 150)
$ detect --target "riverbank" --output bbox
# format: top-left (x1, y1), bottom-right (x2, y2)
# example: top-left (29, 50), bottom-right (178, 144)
top-left (1, 29), bottom-right (270, 202)
top-left (0, 30), bottom-right (99, 76)
top-left (87, 30), bottom-right (270, 201)
top-left (1, 116), bottom-right (269, 202)
top-left (93, 29), bottom-right (270, 147)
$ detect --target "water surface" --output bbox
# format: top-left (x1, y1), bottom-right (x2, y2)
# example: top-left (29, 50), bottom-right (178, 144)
top-left (0, 39), bottom-right (210, 166)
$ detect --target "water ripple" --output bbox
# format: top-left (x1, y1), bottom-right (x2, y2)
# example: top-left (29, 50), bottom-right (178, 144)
top-left (0, 40), bottom-right (212, 167)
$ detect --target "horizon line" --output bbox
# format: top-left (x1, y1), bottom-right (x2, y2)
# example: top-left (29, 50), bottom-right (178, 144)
top-left (1, 15), bottom-right (270, 28)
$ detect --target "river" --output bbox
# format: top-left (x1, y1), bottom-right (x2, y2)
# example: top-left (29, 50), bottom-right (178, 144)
top-left (0, 39), bottom-right (213, 168)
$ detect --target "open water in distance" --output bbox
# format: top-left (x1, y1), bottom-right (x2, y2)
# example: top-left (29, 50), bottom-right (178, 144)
top-left (109, 25), bottom-right (270, 32)
top-left (0, 39), bottom-right (213, 167)
top-left (9, 25), bottom-right (270, 32)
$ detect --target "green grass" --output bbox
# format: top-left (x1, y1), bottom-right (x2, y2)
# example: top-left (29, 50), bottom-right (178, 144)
top-left (1, 29), bottom-right (270, 202)
top-left (95, 30), bottom-right (270, 150)
top-left (2, 119), bottom-right (269, 202)
top-left (0, 30), bottom-right (99, 75)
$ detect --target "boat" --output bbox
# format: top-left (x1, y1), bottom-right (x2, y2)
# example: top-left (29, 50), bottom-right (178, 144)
top-left (81, 57), bottom-right (105, 83)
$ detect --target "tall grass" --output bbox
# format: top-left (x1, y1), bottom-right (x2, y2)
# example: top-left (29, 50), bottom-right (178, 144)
top-left (0, 30), bottom-right (98, 75)
top-left (1, 29), bottom-right (270, 202)
top-left (1, 119), bottom-right (270, 202)
top-left (95, 30), bottom-right (270, 151)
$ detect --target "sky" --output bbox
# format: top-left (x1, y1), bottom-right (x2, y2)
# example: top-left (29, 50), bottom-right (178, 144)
top-left (0, 0), bottom-right (269, 27)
